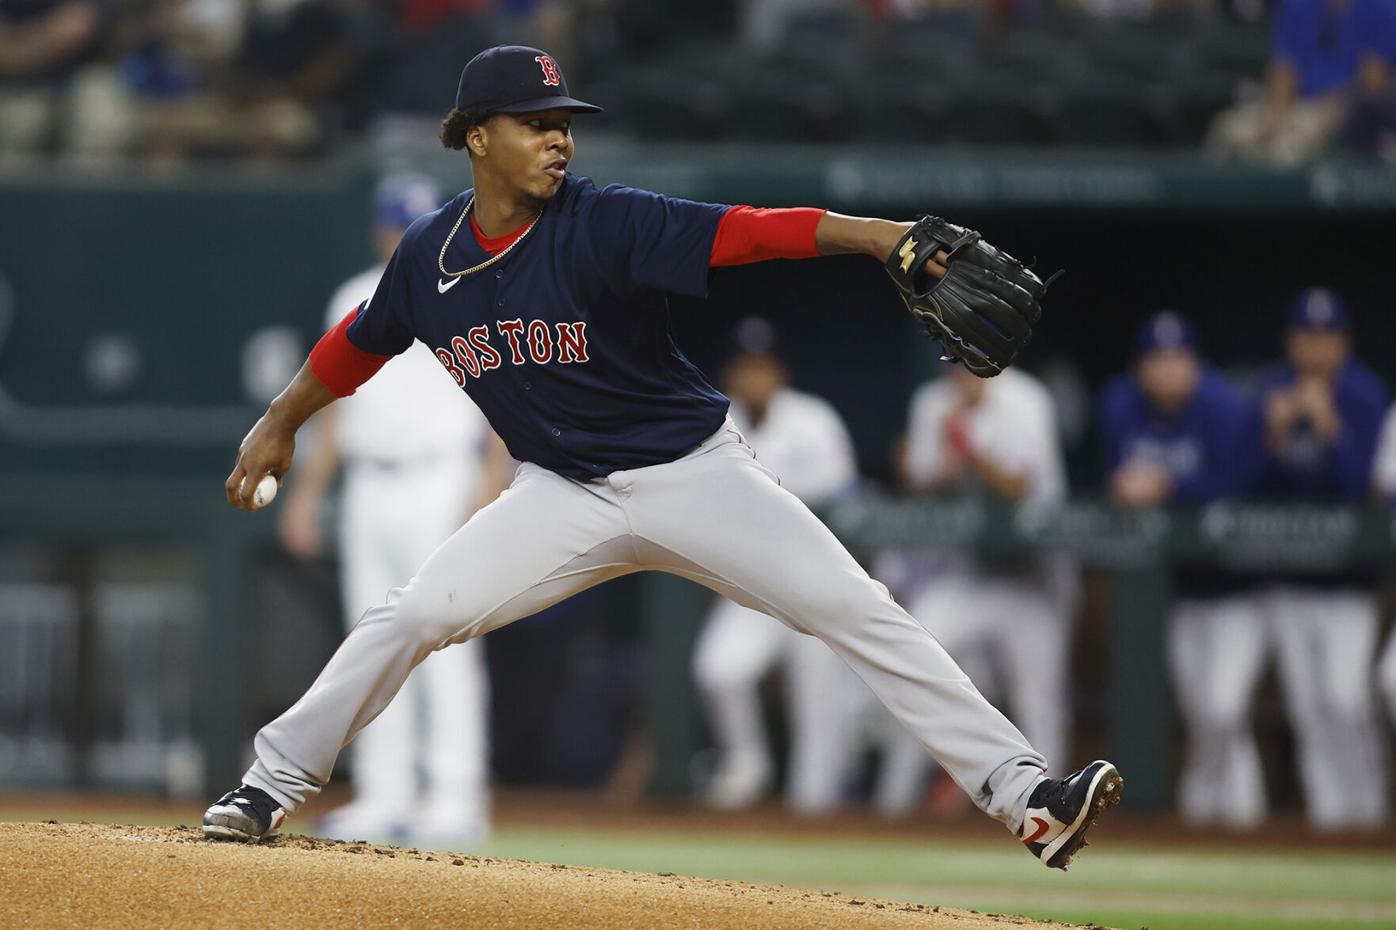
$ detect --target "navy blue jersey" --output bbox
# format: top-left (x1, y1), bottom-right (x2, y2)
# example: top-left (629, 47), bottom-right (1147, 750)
top-left (1099, 368), bottom-right (1251, 505)
top-left (1100, 367), bottom-right (1255, 598)
top-left (345, 175), bottom-right (732, 479)
top-left (1252, 359), bottom-right (1390, 502)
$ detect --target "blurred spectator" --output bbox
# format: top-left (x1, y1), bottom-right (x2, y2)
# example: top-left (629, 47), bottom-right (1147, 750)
top-left (0, 0), bottom-right (111, 159)
top-left (1058, 0), bottom-right (1221, 19)
top-left (375, 0), bottom-right (493, 115)
top-left (1252, 287), bottom-right (1389, 829)
top-left (1101, 312), bottom-right (1265, 829)
top-left (874, 363), bottom-right (1075, 814)
top-left (1335, 9), bottom-right (1396, 158)
top-left (737, 0), bottom-right (850, 48)
top-left (1206, 0), bottom-right (1396, 165)
top-left (278, 173), bottom-right (507, 848)
top-left (145, 0), bottom-right (389, 162)
top-left (691, 319), bottom-right (866, 814)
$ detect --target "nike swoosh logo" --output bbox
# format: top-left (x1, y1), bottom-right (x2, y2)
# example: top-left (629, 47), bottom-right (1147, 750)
top-left (438, 277), bottom-right (460, 294)
top-left (1023, 816), bottom-right (1052, 844)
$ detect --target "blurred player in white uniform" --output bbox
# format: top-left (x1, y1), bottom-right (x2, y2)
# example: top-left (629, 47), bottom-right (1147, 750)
top-left (692, 319), bottom-right (866, 813)
top-left (874, 363), bottom-right (1076, 815)
top-left (1371, 402), bottom-right (1396, 733)
top-left (279, 174), bottom-right (508, 848)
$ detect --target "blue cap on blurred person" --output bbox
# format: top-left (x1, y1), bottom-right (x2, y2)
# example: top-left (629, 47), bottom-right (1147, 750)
top-left (1286, 288), bottom-right (1350, 332)
top-left (374, 173), bottom-right (442, 231)
top-left (1135, 310), bottom-right (1197, 356)
top-left (721, 317), bottom-right (781, 367)
top-left (455, 46), bottom-right (602, 115)
top-left (732, 317), bottom-right (778, 355)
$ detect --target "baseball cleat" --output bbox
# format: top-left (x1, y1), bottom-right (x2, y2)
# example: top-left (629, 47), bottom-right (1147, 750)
top-left (317, 800), bottom-right (408, 845)
top-left (703, 756), bottom-right (772, 811)
top-left (202, 785), bottom-right (287, 842)
top-left (1020, 760), bottom-right (1123, 871)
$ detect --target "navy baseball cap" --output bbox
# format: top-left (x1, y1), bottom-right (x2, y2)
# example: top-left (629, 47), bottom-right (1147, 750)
top-left (1286, 287), bottom-right (1350, 332)
top-left (721, 317), bottom-right (782, 368)
top-left (1135, 310), bottom-right (1197, 356)
top-left (454, 46), bottom-right (602, 115)
top-left (374, 172), bottom-right (441, 230)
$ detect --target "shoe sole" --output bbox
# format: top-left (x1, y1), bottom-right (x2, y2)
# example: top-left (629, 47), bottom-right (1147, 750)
top-left (1043, 761), bottom-right (1123, 871)
top-left (202, 811), bottom-right (285, 843)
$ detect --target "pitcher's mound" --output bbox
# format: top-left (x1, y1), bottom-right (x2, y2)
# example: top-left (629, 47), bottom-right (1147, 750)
top-left (0, 822), bottom-right (1108, 929)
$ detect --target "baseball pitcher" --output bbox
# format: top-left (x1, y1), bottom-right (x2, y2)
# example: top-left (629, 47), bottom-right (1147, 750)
top-left (203, 45), bottom-right (1121, 870)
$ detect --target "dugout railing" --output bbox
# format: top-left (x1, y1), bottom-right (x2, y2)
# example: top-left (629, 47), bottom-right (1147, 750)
top-left (2, 475), bottom-right (1393, 807)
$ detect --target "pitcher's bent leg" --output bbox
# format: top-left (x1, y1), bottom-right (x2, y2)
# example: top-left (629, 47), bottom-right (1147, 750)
top-left (244, 466), bottom-right (633, 811)
top-left (628, 444), bottom-right (1047, 832)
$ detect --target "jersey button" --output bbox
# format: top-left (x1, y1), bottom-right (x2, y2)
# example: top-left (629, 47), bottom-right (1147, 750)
top-left (551, 427), bottom-right (561, 437)
top-left (523, 381), bottom-right (532, 391)
top-left (494, 270), bottom-right (503, 279)
top-left (497, 297), bottom-right (506, 306)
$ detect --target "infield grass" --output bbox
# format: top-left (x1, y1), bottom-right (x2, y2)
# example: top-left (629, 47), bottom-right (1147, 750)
top-left (485, 828), bottom-right (1396, 930)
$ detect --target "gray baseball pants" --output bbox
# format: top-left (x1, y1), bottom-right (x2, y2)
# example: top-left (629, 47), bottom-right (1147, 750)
top-left (245, 421), bottom-right (1047, 833)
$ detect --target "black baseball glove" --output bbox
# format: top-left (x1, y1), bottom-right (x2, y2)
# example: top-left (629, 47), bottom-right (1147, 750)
top-left (885, 216), bottom-right (1057, 378)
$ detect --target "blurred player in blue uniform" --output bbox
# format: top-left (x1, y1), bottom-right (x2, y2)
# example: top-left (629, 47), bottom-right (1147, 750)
top-left (1100, 312), bottom-right (1263, 828)
top-left (1253, 288), bottom-right (1389, 829)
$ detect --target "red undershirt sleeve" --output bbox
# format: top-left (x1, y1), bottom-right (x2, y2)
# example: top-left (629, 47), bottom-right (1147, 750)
top-left (308, 306), bottom-right (394, 397)
top-left (709, 205), bottom-right (827, 267)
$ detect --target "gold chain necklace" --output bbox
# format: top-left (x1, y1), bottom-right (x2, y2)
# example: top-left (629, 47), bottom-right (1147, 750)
top-left (438, 195), bottom-right (542, 279)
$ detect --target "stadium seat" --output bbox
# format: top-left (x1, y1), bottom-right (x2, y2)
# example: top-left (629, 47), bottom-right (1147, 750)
top-left (1052, 84), bottom-right (1178, 148)
top-left (1194, 22), bottom-right (1271, 83)
top-left (1172, 72), bottom-right (1242, 145)
top-left (783, 8), bottom-right (869, 47)
top-left (725, 74), bottom-right (855, 143)
top-left (938, 84), bottom-right (1057, 147)
top-left (854, 75), bottom-right (954, 144)
top-left (626, 73), bottom-right (734, 142)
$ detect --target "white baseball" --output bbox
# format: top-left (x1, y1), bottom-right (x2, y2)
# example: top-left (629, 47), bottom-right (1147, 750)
top-left (253, 474), bottom-right (279, 509)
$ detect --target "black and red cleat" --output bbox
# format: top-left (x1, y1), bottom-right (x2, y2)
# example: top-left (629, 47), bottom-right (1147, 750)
top-left (1020, 760), bottom-right (1123, 871)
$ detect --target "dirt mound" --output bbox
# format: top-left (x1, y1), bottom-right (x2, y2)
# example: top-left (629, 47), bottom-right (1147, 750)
top-left (0, 822), bottom-right (1109, 929)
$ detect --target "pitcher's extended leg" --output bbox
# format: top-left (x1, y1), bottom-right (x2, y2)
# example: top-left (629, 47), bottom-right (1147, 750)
top-left (627, 440), bottom-right (1046, 831)
top-left (244, 465), bottom-right (635, 811)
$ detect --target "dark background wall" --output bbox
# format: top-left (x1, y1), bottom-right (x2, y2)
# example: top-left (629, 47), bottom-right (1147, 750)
top-left (2, 170), bottom-right (1392, 487)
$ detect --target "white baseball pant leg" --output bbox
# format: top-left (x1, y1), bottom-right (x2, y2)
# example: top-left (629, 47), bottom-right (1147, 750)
top-left (874, 573), bottom-right (1068, 817)
top-left (247, 458), bottom-right (641, 811)
top-left (245, 425), bottom-right (1046, 833)
top-left (1267, 585), bottom-right (1388, 829)
top-left (1168, 594), bottom-right (1268, 829)
top-left (622, 431), bottom-right (1046, 830)
top-left (1380, 630), bottom-right (1396, 729)
top-left (783, 627), bottom-right (868, 815)
top-left (337, 457), bottom-right (490, 832)
top-left (692, 598), bottom-right (789, 796)
top-left (984, 579), bottom-right (1071, 774)
top-left (872, 576), bottom-right (986, 817)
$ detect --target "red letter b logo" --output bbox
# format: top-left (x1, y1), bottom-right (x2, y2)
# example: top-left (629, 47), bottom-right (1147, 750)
top-left (535, 56), bottom-right (561, 87)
